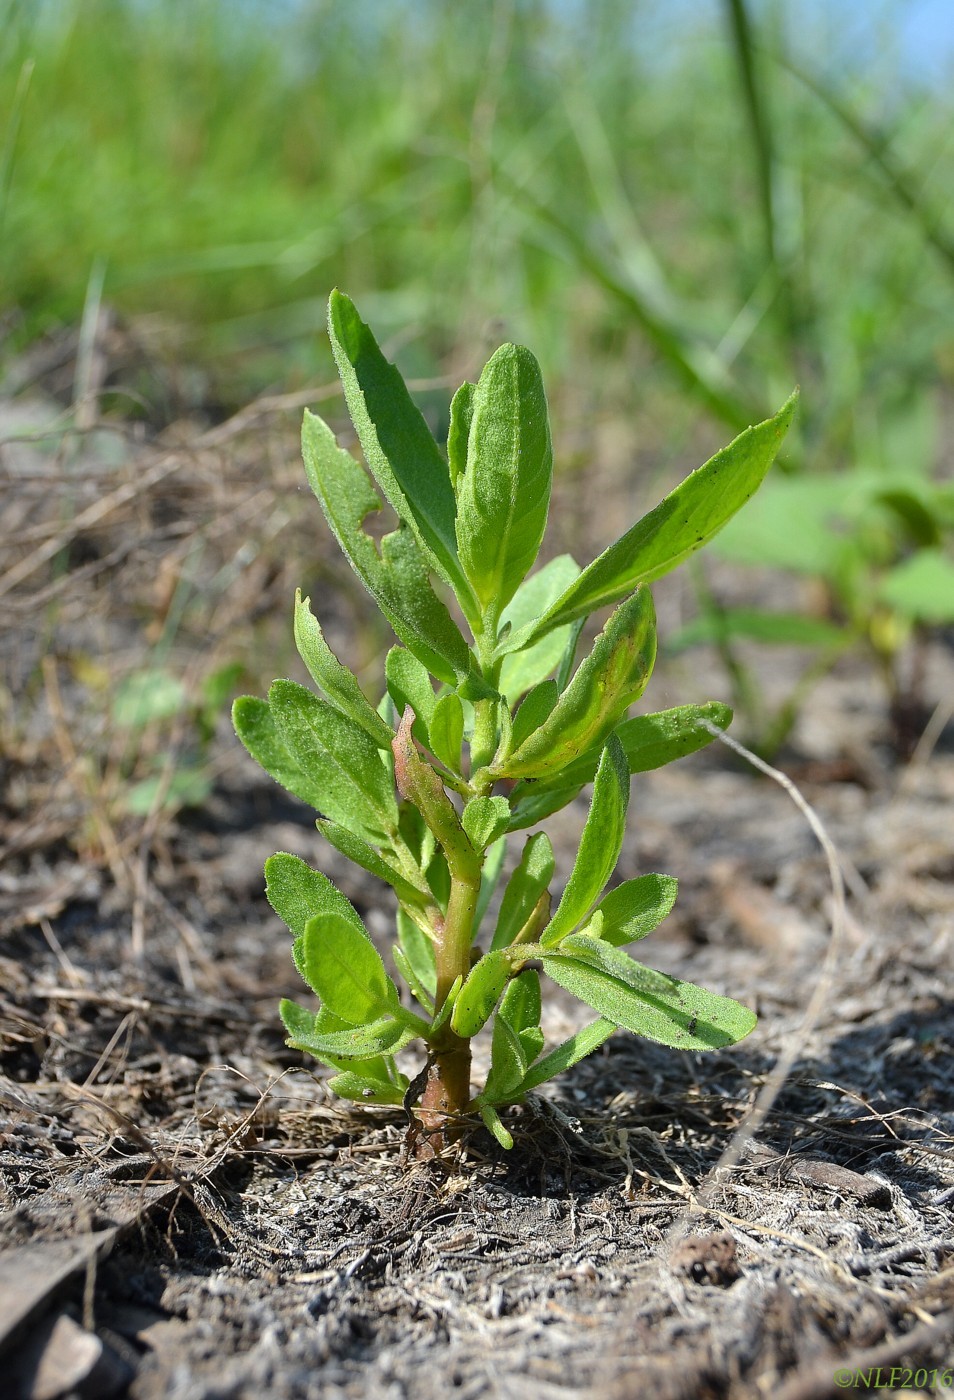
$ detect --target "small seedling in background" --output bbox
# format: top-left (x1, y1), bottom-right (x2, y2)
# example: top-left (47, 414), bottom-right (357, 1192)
top-left (233, 291), bottom-right (796, 1151)
top-left (675, 466), bottom-right (954, 757)
top-left (111, 661), bottom-right (243, 814)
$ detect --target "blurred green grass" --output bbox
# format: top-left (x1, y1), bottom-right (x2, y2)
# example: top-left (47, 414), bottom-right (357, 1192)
top-left (3, 0), bottom-right (953, 457)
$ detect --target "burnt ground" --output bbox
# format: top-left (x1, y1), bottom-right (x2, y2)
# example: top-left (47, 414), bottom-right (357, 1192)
top-left (0, 332), bottom-right (952, 1398)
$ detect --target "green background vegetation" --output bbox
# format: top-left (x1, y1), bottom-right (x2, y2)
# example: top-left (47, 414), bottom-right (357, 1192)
top-left (3, 0), bottom-right (954, 759)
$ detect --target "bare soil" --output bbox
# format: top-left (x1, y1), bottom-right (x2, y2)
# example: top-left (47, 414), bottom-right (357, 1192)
top-left (1, 332), bottom-right (952, 1398)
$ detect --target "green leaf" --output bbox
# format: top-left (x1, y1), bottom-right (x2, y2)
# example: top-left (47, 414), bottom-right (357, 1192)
top-left (507, 701), bottom-right (733, 829)
top-left (461, 795), bottom-right (511, 852)
top-left (456, 343), bottom-right (553, 615)
top-left (270, 679), bottom-right (398, 840)
top-left (509, 680), bottom-right (558, 753)
top-left (498, 588), bottom-right (656, 780)
top-left (482, 1011), bottom-right (528, 1102)
top-left (492, 833), bottom-right (555, 951)
top-left (299, 911), bottom-right (399, 1023)
top-left (541, 937), bottom-right (757, 1049)
top-left (479, 1103), bottom-right (514, 1149)
top-left (516, 1018), bottom-right (617, 1094)
top-left (451, 950), bottom-right (511, 1037)
top-left (877, 549), bottom-right (954, 624)
top-left (294, 591), bottom-right (394, 749)
top-left (498, 970), bottom-right (544, 1066)
top-left (232, 695), bottom-right (327, 810)
top-left (326, 1070), bottom-right (408, 1106)
top-left (586, 875), bottom-right (678, 946)
top-left (396, 907), bottom-right (437, 1005)
top-left (327, 291), bottom-right (477, 616)
top-left (316, 819), bottom-right (431, 904)
top-left (280, 1000), bottom-right (413, 1060)
top-left (301, 409), bottom-right (475, 686)
top-left (428, 692), bottom-right (464, 771)
top-left (497, 554), bottom-right (581, 702)
top-left (474, 834), bottom-right (507, 935)
top-left (541, 735), bottom-right (629, 946)
top-left (447, 380), bottom-right (475, 493)
top-left (517, 392), bottom-right (798, 644)
top-left (304, 1006), bottom-right (397, 1078)
top-left (264, 853), bottom-right (368, 946)
top-left (385, 647), bottom-right (436, 745)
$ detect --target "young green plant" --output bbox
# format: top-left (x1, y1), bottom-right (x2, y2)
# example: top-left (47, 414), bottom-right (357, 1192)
top-left (233, 291), bottom-right (797, 1151)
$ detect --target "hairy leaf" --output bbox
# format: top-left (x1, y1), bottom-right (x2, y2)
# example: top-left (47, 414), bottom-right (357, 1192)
top-left (516, 1018), bottom-right (617, 1094)
top-left (542, 936), bottom-right (757, 1049)
top-left (300, 911), bottom-right (399, 1022)
top-left (541, 735), bottom-right (630, 946)
top-left (326, 1070), bottom-right (408, 1106)
top-left (316, 819), bottom-right (430, 903)
top-left (280, 1000), bottom-right (413, 1059)
top-left (507, 701), bottom-right (732, 829)
top-left (498, 554), bottom-right (581, 702)
top-left (428, 692), bottom-right (464, 771)
top-left (451, 950), bottom-right (511, 1037)
top-left (301, 409), bottom-right (476, 686)
top-left (232, 695), bottom-right (326, 810)
top-left (294, 591), bottom-right (394, 748)
top-left (447, 380), bottom-right (475, 493)
top-left (327, 290), bottom-right (477, 614)
top-left (461, 795), bottom-right (511, 852)
top-left (456, 343), bottom-right (553, 615)
top-left (498, 588), bottom-right (656, 780)
top-left (586, 874), bottom-right (678, 946)
top-left (492, 832), bottom-right (555, 951)
top-left (514, 392), bottom-right (798, 645)
top-left (270, 679), bottom-right (398, 840)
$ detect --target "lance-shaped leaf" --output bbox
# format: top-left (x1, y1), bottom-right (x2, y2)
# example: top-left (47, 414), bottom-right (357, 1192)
top-left (456, 343), bottom-right (553, 616)
top-left (385, 647), bottom-right (436, 746)
top-left (498, 969), bottom-right (544, 1066)
top-left (327, 1069), bottom-right (408, 1106)
top-left (492, 832), bottom-right (554, 951)
top-left (283, 1004), bottom-right (397, 1083)
top-left (293, 591), bottom-right (394, 749)
top-left (481, 1011), bottom-right (528, 1103)
top-left (478, 1103), bottom-right (514, 1150)
top-left (447, 380), bottom-right (475, 493)
top-left (497, 555), bottom-right (581, 701)
top-left (509, 392), bottom-right (798, 649)
top-left (428, 692), bottom-right (464, 771)
top-left (280, 1000), bottom-right (414, 1060)
top-left (394, 908), bottom-right (437, 1013)
top-left (509, 680), bottom-right (558, 752)
top-left (299, 911), bottom-right (400, 1023)
top-left (232, 695), bottom-right (326, 810)
top-left (541, 736), bottom-right (629, 947)
top-left (270, 679), bottom-right (398, 840)
top-left (302, 409), bottom-right (478, 687)
top-left (585, 874), bottom-right (678, 947)
top-left (496, 587), bottom-right (656, 781)
top-left (507, 701), bottom-right (732, 830)
top-left (264, 853), bottom-right (370, 978)
top-left (316, 819), bottom-right (431, 904)
top-left (327, 290), bottom-right (477, 617)
top-left (516, 1018), bottom-right (617, 1095)
top-left (474, 834), bottom-right (507, 935)
top-left (451, 950), bottom-right (511, 1037)
top-left (541, 936), bottom-right (757, 1050)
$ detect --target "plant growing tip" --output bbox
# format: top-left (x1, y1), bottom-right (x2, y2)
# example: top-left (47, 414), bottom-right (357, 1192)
top-left (233, 291), bottom-right (796, 1154)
